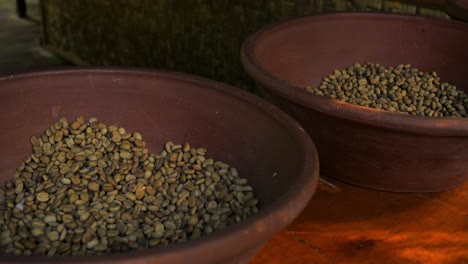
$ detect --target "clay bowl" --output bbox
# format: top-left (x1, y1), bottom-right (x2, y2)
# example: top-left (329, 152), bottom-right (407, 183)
top-left (0, 69), bottom-right (319, 263)
top-left (241, 13), bottom-right (468, 192)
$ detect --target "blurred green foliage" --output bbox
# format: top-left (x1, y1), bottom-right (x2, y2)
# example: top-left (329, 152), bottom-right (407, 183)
top-left (41, 0), bottom-right (448, 90)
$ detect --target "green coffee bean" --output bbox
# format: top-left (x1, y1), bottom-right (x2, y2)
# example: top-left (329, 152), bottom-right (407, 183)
top-left (304, 63), bottom-right (467, 118)
top-left (0, 117), bottom-right (258, 256)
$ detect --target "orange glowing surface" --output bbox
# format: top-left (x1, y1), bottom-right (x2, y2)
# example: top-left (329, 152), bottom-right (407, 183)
top-left (251, 177), bottom-right (468, 263)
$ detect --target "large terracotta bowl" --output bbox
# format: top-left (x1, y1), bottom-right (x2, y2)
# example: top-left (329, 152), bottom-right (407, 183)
top-left (0, 69), bottom-right (319, 263)
top-left (241, 13), bottom-right (468, 192)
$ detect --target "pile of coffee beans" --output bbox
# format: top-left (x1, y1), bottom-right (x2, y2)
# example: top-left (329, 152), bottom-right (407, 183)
top-left (304, 63), bottom-right (467, 117)
top-left (0, 117), bottom-right (258, 256)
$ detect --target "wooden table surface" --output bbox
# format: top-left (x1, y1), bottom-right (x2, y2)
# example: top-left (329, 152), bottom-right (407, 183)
top-left (251, 177), bottom-right (468, 264)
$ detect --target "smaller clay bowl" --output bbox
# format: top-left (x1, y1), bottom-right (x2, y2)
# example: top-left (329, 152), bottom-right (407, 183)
top-left (241, 13), bottom-right (468, 192)
top-left (0, 68), bottom-right (319, 263)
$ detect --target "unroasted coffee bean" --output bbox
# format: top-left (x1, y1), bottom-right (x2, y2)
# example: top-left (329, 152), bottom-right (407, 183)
top-left (0, 117), bottom-right (259, 256)
top-left (304, 63), bottom-right (468, 117)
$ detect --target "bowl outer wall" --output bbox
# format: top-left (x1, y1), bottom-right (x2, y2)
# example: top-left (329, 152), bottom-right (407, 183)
top-left (0, 68), bottom-right (320, 263)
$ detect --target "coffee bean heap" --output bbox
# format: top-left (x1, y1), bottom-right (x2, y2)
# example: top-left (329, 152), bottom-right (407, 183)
top-left (0, 117), bottom-right (258, 256)
top-left (305, 63), bottom-right (467, 117)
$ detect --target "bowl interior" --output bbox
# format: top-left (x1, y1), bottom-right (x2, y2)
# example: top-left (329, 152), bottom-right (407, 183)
top-left (0, 69), bottom-right (318, 262)
top-left (250, 13), bottom-right (468, 93)
top-left (0, 69), bottom-right (313, 208)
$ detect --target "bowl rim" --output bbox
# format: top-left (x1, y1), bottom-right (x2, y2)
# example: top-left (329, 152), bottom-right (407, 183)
top-left (241, 12), bottom-right (468, 137)
top-left (0, 67), bottom-right (320, 263)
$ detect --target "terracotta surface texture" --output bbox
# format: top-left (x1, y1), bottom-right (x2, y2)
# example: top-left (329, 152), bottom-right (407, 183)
top-left (0, 69), bottom-right (319, 263)
top-left (242, 13), bottom-right (468, 192)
